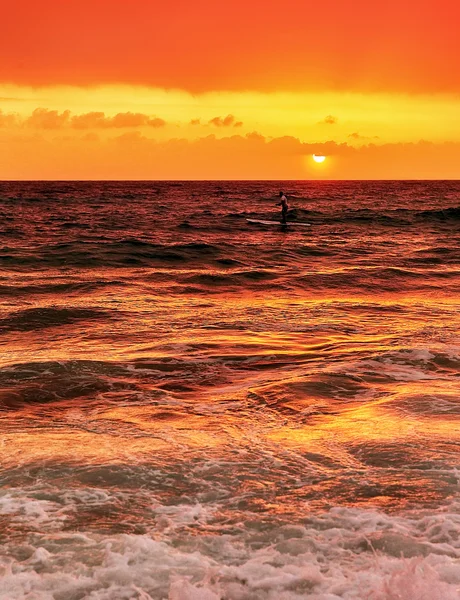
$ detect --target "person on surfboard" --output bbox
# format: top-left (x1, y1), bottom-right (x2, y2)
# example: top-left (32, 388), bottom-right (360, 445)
top-left (277, 191), bottom-right (289, 224)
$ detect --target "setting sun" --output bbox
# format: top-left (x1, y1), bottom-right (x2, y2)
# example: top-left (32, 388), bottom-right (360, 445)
top-left (313, 154), bottom-right (326, 163)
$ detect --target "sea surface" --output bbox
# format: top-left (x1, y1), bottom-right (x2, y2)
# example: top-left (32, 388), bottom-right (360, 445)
top-left (0, 180), bottom-right (460, 599)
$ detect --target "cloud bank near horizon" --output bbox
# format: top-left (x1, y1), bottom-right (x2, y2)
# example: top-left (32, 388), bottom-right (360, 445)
top-left (1, 129), bottom-right (459, 180)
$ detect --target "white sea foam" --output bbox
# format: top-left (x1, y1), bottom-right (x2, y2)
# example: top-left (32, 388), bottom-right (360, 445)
top-left (1, 485), bottom-right (459, 599)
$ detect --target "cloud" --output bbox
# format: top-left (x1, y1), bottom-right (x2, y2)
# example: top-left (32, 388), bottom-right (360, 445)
top-left (147, 117), bottom-right (166, 128)
top-left (2, 131), bottom-right (460, 180)
top-left (348, 132), bottom-right (380, 141)
top-left (319, 115), bottom-right (338, 125)
top-left (246, 131), bottom-right (265, 141)
top-left (114, 131), bottom-right (148, 143)
top-left (111, 112), bottom-right (166, 128)
top-left (22, 108), bottom-right (166, 130)
top-left (26, 108), bottom-right (71, 129)
top-left (209, 114), bottom-right (242, 127)
top-left (111, 112), bottom-right (149, 127)
top-left (2, 1), bottom-right (458, 95)
top-left (71, 111), bottom-right (165, 129)
top-left (190, 119), bottom-right (201, 125)
top-left (0, 109), bottom-right (19, 127)
top-left (71, 111), bottom-right (106, 129)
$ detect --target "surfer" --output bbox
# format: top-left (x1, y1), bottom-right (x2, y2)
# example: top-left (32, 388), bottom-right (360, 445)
top-left (277, 191), bottom-right (289, 224)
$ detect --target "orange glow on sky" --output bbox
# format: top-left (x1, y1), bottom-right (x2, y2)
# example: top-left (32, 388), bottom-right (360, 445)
top-left (1, 0), bottom-right (460, 179)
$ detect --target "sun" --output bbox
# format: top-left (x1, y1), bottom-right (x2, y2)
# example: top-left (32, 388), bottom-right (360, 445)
top-left (313, 154), bottom-right (326, 163)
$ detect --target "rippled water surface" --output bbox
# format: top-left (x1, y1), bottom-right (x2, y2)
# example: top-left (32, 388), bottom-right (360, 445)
top-left (1, 181), bottom-right (460, 599)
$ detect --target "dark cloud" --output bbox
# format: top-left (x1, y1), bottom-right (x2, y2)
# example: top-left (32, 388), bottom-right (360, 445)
top-left (190, 118), bottom-right (201, 125)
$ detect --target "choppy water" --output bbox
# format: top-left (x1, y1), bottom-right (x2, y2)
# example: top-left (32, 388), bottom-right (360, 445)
top-left (1, 180), bottom-right (460, 599)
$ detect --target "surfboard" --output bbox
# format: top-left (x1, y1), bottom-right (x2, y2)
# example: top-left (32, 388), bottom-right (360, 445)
top-left (246, 219), bottom-right (312, 227)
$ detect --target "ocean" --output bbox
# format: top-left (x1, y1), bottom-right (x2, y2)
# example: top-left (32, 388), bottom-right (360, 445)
top-left (0, 180), bottom-right (459, 599)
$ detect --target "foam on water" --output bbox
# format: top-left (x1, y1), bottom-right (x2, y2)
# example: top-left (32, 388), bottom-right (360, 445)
top-left (0, 470), bottom-right (460, 600)
top-left (1, 479), bottom-right (460, 600)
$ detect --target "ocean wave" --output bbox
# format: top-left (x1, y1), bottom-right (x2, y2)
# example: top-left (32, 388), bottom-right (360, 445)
top-left (391, 394), bottom-right (460, 417)
top-left (0, 360), bottom-right (135, 410)
top-left (0, 306), bottom-right (110, 333)
top-left (417, 206), bottom-right (460, 220)
top-left (0, 240), bottom-right (226, 269)
top-left (0, 280), bottom-right (123, 297)
top-left (185, 270), bottom-right (278, 287)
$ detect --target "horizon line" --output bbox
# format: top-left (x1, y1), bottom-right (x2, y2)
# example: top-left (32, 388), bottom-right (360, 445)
top-left (1, 179), bottom-right (460, 183)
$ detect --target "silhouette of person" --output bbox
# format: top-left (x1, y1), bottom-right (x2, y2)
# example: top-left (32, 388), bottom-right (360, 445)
top-left (277, 191), bottom-right (289, 224)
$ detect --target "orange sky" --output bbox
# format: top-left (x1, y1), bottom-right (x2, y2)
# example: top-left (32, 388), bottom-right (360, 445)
top-left (1, 0), bottom-right (460, 179)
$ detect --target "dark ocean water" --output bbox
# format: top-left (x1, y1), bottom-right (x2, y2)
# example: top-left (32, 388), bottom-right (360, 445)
top-left (0, 181), bottom-right (460, 599)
